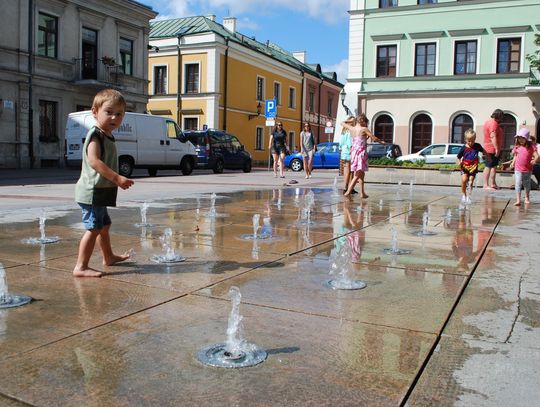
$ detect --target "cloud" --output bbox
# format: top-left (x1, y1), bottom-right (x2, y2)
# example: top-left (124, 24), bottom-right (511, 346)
top-left (159, 0), bottom-right (349, 24)
top-left (323, 59), bottom-right (348, 84)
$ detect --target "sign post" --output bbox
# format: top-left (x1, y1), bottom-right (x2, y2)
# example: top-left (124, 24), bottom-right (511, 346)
top-left (265, 99), bottom-right (277, 171)
top-left (325, 120), bottom-right (334, 142)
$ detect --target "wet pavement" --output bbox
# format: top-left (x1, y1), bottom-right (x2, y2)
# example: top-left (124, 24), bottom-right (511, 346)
top-left (0, 169), bottom-right (539, 406)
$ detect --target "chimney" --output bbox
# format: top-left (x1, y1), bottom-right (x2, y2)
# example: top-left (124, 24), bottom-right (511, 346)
top-left (293, 51), bottom-right (306, 63)
top-left (206, 14), bottom-right (216, 21)
top-left (223, 17), bottom-right (237, 33)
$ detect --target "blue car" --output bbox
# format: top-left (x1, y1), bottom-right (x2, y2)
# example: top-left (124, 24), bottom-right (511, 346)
top-left (284, 142), bottom-right (340, 172)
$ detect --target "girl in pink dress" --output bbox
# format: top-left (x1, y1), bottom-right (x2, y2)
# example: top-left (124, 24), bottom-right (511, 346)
top-left (341, 114), bottom-right (384, 198)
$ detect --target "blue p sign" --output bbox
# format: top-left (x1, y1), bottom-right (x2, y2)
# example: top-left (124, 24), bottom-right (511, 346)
top-left (265, 99), bottom-right (277, 118)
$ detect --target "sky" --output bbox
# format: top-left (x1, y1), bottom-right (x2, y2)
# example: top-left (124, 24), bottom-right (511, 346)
top-left (145, 0), bottom-right (350, 83)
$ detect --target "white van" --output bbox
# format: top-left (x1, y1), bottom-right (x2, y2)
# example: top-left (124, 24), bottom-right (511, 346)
top-left (65, 111), bottom-right (197, 177)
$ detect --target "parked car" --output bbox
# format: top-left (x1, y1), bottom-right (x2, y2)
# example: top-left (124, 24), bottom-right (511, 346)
top-left (284, 142), bottom-right (340, 171)
top-left (396, 143), bottom-right (463, 164)
top-left (184, 129), bottom-right (252, 173)
top-left (367, 143), bottom-right (402, 159)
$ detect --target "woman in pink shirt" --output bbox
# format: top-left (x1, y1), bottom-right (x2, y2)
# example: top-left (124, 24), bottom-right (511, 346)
top-left (510, 128), bottom-right (539, 206)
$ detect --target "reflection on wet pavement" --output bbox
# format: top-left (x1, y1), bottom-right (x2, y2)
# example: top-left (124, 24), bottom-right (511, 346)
top-left (1, 186), bottom-right (534, 406)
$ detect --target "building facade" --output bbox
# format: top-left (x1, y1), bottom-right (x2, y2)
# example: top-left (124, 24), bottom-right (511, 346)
top-left (148, 16), bottom-right (343, 165)
top-left (0, 0), bottom-right (156, 169)
top-left (338, 0), bottom-right (540, 155)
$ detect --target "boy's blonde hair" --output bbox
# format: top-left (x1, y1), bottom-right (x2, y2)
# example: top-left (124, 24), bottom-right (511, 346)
top-left (464, 129), bottom-right (476, 141)
top-left (92, 88), bottom-right (126, 111)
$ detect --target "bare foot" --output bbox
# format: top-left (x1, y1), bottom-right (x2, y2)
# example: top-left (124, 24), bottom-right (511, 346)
top-left (525, 199), bottom-right (531, 204)
top-left (73, 267), bottom-right (103, 278)
top-left (513, 201), bottom-right (521, 206)
top-left (103, 253), bottom-right (131, 266)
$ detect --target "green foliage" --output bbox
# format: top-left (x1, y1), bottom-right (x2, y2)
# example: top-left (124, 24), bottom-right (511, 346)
top-left (526, 33), bottom-right (540, 70)
top-left (368, 157), bottom-right (486, 171)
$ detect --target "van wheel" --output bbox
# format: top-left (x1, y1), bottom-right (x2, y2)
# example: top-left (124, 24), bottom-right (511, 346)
top-left (180, 157), bottom-right (193, 175)
top-left (213, 159), bottom-right (224, 174)
top-left (148, 168), bottom-right (158, 177)
top-left (118, 157), bottom-right (134, 177)
top-left (242, 160), bottom-right (252, 173)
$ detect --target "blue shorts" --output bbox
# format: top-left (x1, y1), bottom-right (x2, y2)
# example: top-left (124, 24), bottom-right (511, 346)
top-left (484, 153), bottom-right (500, 168)
top-left (78, 203), bottom-right (111, 230)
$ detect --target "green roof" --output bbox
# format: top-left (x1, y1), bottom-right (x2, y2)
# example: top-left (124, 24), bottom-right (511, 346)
top-left (150, 16), bottom-right (342, 86)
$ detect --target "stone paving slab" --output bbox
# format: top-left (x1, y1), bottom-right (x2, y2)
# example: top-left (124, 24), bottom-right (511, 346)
top-left (196, 251), bottom-right (466, 334)
top-left (406, 335), bottom-right (540, 407)
top-left (0, 264), bottom-right (178, 359)
top-left (0, 295), bottom-right (435, 407)
top-left (44, 241), bottom-right (285, 294)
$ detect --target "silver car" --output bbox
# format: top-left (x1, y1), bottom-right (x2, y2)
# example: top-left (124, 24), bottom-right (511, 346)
top-left (396, 143), bottom-right (464, 164)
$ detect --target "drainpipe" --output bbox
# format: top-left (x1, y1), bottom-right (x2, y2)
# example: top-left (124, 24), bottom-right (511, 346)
top-left (176, 35), bottom-right (182, 126)
top-left (317, 76), bottom-right (322, 144)
top-left (223, 38), bottom-right (229, 131)
top-left (300, 71), bottom-right (305, 150)
top-left (28, 0), bottom-right (34, 168)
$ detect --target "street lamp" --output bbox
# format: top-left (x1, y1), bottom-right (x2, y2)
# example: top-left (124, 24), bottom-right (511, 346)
top-left (340, 89), bottom-right (352, 116)
top-left (248, 102), bottom-right (262, 120)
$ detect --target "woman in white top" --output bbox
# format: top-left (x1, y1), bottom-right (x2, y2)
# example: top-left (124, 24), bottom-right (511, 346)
top-left (300, 122), bottom-right (315, 179)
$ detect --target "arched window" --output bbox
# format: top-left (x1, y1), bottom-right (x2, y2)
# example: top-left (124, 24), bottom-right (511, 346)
top-left (500, 113), bottom-right (517, 150)
top-left (451, 114), bottom-right (473, 144)
top-left (374, 114), bottom-right (394, 143)
top-left (411, 114), bottom-right (432, 153)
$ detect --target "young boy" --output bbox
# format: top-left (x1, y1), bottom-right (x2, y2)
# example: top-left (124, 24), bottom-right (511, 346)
top-left (73, 89), bottom-right (134, 277)
top-left (456, 129), bottom-right (485, 204)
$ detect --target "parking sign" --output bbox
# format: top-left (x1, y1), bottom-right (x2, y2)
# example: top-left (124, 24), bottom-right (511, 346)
top-left (265, 99), bottom-right (277, 118)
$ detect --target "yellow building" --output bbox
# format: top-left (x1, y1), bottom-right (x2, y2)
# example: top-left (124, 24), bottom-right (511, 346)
top-left (148, 16), bottom-right (342, 165)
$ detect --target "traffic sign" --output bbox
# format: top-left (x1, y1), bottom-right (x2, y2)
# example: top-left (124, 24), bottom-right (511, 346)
top-left (265, 119), bottom-right (275, 127)
top-left (265, 99), bottom-right (277, 118)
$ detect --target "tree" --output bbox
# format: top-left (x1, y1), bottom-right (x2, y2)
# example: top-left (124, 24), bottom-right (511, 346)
top-left (526, 34), bottom-right (540, 70)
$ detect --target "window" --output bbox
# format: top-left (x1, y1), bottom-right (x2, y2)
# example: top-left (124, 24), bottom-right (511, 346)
top-left (82, 27), bottom-right (98, 80)
top-left (327, 95), bottom-right (333, 117)
top-left (497, 38), bottom-right (521, 73)
top-left (411, 114), bottom-right (432, 152)
top-left (154, 66), bottom-right (167, 95)
top-left (415, 43), bottom-right (436, 76)
top-left (451, 114), bottom-right (473, 143)
top-left (166, 121), bottom-right (177, 139)
top-left (183, 117), bottom-right (198, 130)
top-left (308, 88), bottom-right (315, 113)
top-left (454, 40), bottom-right (477, 75)
top-left (256, 76), bottom-right (265, 100)
top-left (500, 113), bottom-right (517, 150)
top-left (418, 0), bottom-right (437, 4)
top-left (185, 63), bottom-right (199, 93)
top-left (119, 37), bottom-right (133, 75)
top-left (377, 45), bottom-right (397, 77)
top-left (39, 100), bottom-right (58, 143)
top-left (256, 127), bottom-right (264, 150)
top-left (274, 82), bottom-right (281, 105)
top-left (374, 115), bottom-right (394, 143)
top-left (38, 12), bottom-right (57, 58)
top-left (379, 0), bottom-right (398, 7)
top-left (288, 87), bottom-right (296, 109)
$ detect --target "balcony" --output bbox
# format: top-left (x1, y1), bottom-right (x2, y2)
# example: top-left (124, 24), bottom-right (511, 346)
top-left (71, 58), bottom-right (124, 88)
